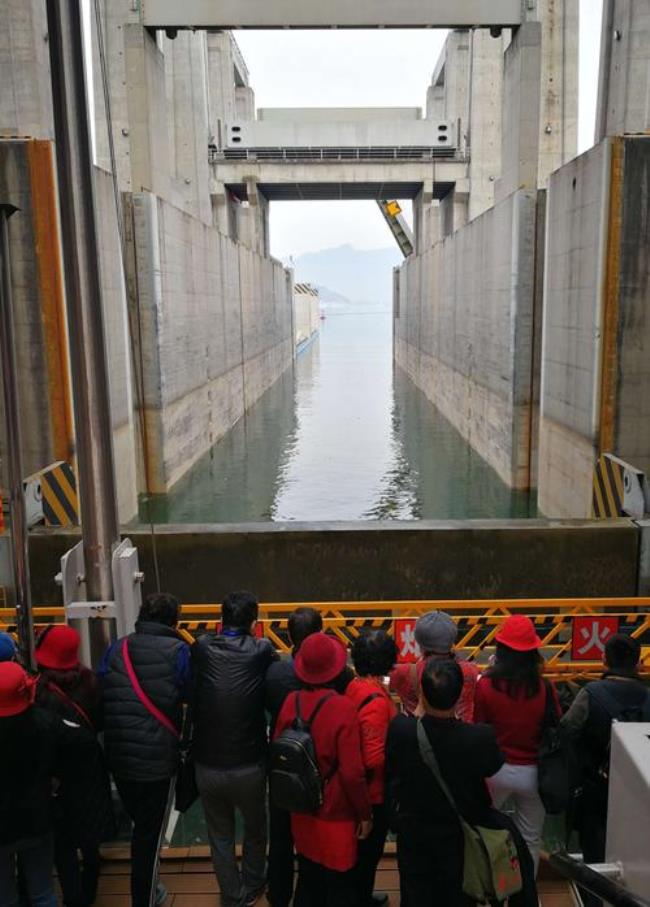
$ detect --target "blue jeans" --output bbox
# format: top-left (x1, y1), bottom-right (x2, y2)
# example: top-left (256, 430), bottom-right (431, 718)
top-left (0, 835), bottom-right (57, 907)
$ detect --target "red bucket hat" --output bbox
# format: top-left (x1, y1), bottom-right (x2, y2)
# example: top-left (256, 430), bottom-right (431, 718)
top-left (294, 632), bottom-right (348, 686)
top-left (0, 662), bottom-right (36, 717)
top-left (495, 615), bottom-right (542, 652)
top-left (35, 625), bottom-right (81, 671)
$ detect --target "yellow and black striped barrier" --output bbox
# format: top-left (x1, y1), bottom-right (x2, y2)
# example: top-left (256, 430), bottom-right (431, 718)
top-left (41, 461), bottom-right (79, 527)
top-left (593, 453), bottom-right (625, 517)
top-left (2, 598), bottom-right (649, 682)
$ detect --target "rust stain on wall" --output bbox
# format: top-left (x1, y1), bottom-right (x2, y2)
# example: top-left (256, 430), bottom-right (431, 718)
top-left (598, 137), bottom-right (623, 455)
top-left (26, 140), bottom-right (74, 464)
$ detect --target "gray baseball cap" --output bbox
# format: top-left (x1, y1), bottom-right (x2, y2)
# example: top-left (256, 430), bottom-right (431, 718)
top-left (414, 611), bottom-right (458, 654)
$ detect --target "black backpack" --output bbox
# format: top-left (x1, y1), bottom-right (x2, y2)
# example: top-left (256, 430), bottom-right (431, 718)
top-left (269, 691), bottom-right (336, 814)
top-left (588, 682), bottom-right (650, 783)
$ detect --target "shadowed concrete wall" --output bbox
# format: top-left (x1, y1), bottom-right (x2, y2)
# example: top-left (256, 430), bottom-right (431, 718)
top-left (27, 519), bottom-right (640, 604)
top-left (538, 137), bottom-right (650, 517)
top-left (394, 189), bottom-right (542, 490)
top-left (0, 144), bottom-right (140, 522)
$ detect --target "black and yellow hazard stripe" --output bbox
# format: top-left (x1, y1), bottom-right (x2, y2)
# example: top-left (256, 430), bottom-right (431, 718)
top-left (42, 462), bottom-right (79, 526)
top-left (592, 454), bottom-right (624, 518)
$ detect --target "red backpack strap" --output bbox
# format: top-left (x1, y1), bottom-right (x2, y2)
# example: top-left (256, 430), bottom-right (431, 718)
top-left (43, 677), bottom-right (94, 731)
top-left (122, 638), bottom-right (180, 739)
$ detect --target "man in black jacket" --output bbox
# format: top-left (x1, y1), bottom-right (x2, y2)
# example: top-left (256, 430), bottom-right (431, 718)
top-left (192, 591), bottom-right (278, 907)
top-left (386, 658), bottom-right (537, 906)
top-left (100, 592), bottom-right (190, 907)
top-left (561, 633), bottom-right (650, 907)
top-left (264, 607), bottom-right (323, 907)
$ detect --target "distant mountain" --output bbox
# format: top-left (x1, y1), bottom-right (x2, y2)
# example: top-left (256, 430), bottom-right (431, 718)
top-left (314, 284), bottom-right (351, 305)
top-left (293, 244), bottom-right (402, 305)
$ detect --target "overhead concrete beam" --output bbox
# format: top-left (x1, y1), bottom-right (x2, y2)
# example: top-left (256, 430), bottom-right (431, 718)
top-left (210, 159), bottom-right (469, 201)
top-left (140, 0), bottom-right (523, 29)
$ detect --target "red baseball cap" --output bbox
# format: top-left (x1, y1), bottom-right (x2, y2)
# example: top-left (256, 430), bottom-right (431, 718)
top-left (495, 615), bottom-right (542, 652)
top-left (294, 632), bottom-right (348, 686)
top-left (0, 662), bottom-right (36, 717)
top-left (35, 625), bottom-right (81, 671)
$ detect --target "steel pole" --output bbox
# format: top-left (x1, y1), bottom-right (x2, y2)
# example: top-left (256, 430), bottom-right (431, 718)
top-left (0, 205), bottom-right (36, 669)
top-left (45, 0), bottom-right (120, 657)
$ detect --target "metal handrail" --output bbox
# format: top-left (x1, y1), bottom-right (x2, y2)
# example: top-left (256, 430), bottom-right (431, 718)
top-left (549, 851), bottom-right (650, 907)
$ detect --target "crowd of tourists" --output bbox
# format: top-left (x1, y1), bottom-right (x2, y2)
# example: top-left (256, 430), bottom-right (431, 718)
top-left (0, 592), bottom-right (648, 907)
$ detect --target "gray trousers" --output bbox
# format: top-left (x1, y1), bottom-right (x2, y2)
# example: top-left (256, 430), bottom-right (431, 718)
top-left (196, 761), bottom-right (267, 907)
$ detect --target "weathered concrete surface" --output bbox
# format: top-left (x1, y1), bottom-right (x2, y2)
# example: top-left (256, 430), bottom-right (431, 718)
top-left (597, 0), bottom-right (650, 139)
top-left (126, 192), bottom-right (293, 493)
top-left (0, 0), bottom-right (53, 139)
top-left (0, 141), bottom-right (72, 477)
top-left (28, 519), bottom-right (640, 604)
top-left (538, 141), bottom-right (612, 517)
top-left (538, 137), bottom-right (650, 517)
top-left (497, 22), bottom-right (542, 200)
top-left (0, 144), bottom-right (140, 522)
top-left (394, 189), bottom-right (542, 490)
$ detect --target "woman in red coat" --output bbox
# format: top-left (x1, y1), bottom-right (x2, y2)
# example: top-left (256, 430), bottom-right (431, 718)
top-left (346, 630), bottom-right (398, 907)
top-left (273, 633), bottom-right (372, 907)
top-left (474, 615), bottom-right (561, 875)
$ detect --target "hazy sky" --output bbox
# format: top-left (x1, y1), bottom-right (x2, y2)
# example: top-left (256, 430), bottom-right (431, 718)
top-left (234, 0), bottom-right (604, 259)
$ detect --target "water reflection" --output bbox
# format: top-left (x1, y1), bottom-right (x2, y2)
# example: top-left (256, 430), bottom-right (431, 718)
top-left (140, 309), bottom-right (533, 523)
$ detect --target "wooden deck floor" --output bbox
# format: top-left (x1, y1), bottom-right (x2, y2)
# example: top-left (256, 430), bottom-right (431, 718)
top-left (94, 848), bottom-right (577, 906)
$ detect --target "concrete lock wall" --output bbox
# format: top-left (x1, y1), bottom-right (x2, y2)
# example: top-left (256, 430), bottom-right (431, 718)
top-left (394, 189), bottom-right (542, 490)
top-left (293, 288), bottom-right (320, 351)
top-left (126, 191), bottom-right (293, 493)
top-left (1, 2), bottom-right (295, 516)
top-left (538, 136), bottom-right (650, 518)
top-left (28, 519), bottom-right (640, 605)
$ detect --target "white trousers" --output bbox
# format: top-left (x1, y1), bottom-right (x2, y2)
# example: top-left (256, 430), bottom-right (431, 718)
top-left (487, 762), bottom-right (545, 875)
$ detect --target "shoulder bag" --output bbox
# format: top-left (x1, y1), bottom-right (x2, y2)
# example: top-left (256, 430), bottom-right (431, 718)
top-left (537, 679), bottom-right (570, 815)
top-left (417, 720), bottom-right (523, 903)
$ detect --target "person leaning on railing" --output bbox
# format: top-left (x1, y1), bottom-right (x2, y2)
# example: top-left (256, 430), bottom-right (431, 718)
top-left (273, 632), bottom-right (372, 907)
top-left (0, 661), bottom-right (94, 907)
top-left (389, 611), bottom-right (480, 721)
top-left (474, 615), bottom-right (561, 875)
top-left (99, 592), bottom-right (191, 907)
top-left (34, 625), bottom-right (114, 907)
top-left (346, 630), bottom-right (398, 907)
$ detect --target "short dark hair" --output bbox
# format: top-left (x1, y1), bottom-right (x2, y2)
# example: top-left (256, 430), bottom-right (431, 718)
top-left (138, 593), bottom-right (180, 627)
top-left (222, 591), bottom-right (258, 631)
top-left (605, 633), bottom-right (641, 673)
top-left (420, 657), bottom-right (464, 711)
top-left (351, 630), bottom-right (398, 677)
top-left (288, 607), bottom-right (322, 650)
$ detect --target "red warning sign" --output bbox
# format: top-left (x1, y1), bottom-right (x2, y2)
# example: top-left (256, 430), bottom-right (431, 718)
top-left (571, 616), bottom-right (619, 661)
top-left (394, 619), bottom-right (422, 664)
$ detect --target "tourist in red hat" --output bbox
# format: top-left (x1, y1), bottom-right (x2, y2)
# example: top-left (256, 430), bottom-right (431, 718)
top-left (273, 632), bottom-right (372, 906)
top-left (0, 660), bottom-right (90, 907)
top-left (474, 615), bottom-right (561, 873)
top-left (35, 625), bottom-right (114, 907)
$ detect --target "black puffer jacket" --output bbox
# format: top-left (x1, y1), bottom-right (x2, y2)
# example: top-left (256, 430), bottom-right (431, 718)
top-left (192, 631), bottom-right (278, 769)
top-left (36, 667), bottom-right (115, 847)
top-left (102, 621), bottom-right (189, 782)
top-left (0, 706), bottom-right (91, 846)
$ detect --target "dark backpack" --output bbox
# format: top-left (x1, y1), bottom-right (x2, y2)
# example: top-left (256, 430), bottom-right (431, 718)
top-left (588, 682), bottom-right (650, 783)
top-left (269, 691), bottom-right (336, 814)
